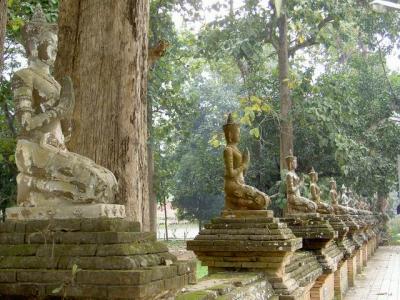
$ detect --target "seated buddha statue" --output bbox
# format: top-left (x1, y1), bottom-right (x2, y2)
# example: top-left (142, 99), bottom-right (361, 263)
top-left (223, 114), bottom-right (270, 210)
top-left (330, 178), bottom-right (357, 215)
top-left (285, 151), bottom-right (317, 214)
top-left (309, 168), bottom-right (333, 214)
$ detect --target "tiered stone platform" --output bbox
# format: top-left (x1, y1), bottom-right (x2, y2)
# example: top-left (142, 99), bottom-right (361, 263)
top-left (281, 214), bottom-right (343, 273)
top-left (187, 210), bottom-right (323, 298)
top-left (0, 206), bottom-right (195, 299)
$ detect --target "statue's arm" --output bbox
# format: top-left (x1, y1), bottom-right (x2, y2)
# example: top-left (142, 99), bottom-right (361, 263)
top-left (13, 74), bottom-right (74, 132)
top-left (310, 185), bottom-right (317, 201)
top-left (224, 147), bottom-right (243, 177)
top-left (286, 174), bottom-right (295, 194)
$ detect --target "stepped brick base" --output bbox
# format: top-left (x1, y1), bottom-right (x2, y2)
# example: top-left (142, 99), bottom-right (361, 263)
top-left (334, 261), bottom-right (348, 300)
top-left (310, 273), bottom-right (334, 300)
top-left (347, 255), bottom-right (357, 287)
top-left (0, 218), bottom-right (195, 299)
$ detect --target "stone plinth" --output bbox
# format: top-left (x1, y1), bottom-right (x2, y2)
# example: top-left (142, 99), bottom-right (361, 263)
top-left (332, 215), bottom-right (358, 258)
top-left (347, 255), bottom-right (357, 287)
top-left (175, 272), bottom-right (276, 300)
top-left (333, 261), bottom-right (348, 300)
top-left (6, 204), bottom-right (126, 220)
top-left (310, 273), bottom-right (334, 300)
top-left (281, 214), bottom-right (342, 273)
top-left (187, 210), bottom-right (307, 297)
top-left (0, 218), bottom-right (195, 299)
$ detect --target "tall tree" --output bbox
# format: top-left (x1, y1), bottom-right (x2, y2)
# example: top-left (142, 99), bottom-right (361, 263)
top-left (0, 0), bottom-right (6, 70)
top-left (55, 0), bottom-right (150, 229)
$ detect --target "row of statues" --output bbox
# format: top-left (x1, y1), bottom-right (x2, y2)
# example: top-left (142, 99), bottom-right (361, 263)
top-left (223, 114), bottom-right (374, 216)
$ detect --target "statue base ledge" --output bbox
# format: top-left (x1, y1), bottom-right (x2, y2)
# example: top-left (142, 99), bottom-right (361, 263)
top-left (5, 204), bottom-right (126, 220)
top-left (284, 212), bottom-right (320, 218)
top-left (221, 210), bottom-right (274, 218)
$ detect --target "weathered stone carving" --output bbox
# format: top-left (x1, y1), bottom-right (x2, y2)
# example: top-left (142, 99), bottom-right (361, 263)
top-left (330, 178), bottom-right (357, 215)
top-left (309, 167), bottom-right (333, 214)
top-left (285, 151), bottom-right (317, 214)
top-left (223, 113), bottom-right (270, 210)
top-left (12, 5), bottom-right (117, 208)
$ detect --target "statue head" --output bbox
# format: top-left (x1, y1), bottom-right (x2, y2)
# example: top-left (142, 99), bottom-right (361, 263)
top-left (329, 178), bottom-right (337, 190)
top-left (223, 113), bottom-right (240, 144)
top-left (309, 167), bottom-right (318, 182)
top-left (285, 150), bottom-right (297, 171)
top-left (21, 4), bottom-right (58, 66)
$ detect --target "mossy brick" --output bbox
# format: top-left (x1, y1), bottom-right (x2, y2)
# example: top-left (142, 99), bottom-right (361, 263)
top-left (176, 290), bottom-right (218, 300)
top-left (0, 283), bottom-right (46, 297)
top-left (80, 218), bottom-right (141, 232)
top-left (0, 256), bottom-right (58, 269)
top-left (24, 219), bottom-right (81, 233)
top-left (96, 241), bottom-right (168, 256)
top-left (0, 244), bottom-right (39, 256)
top-left (0, 270), bottom-right (17, 283)
top-left (0, 221), bottom-right (16, 233)
top-left (96, 231), bottom-right (156, 244)
top-left (108, 279), bottom-right (165, 299)
top-left (26, 231), bottom-right (97, 244)
top-left (145, 265), bottom-right (178, 281)
top-left (174, 260), bottom-right (196, 275)
top-left (36, 244), bottom-right (97, 257)
top-left (58, 256), bottom-right (145, 270)
top-left (77, 269), bottom-right (152, 285)
top-left (23, 220), bottom-right (51, 233)
top-left (164, 274), bottom-right (188, 292)
top-left (17, 270), bottom-right (71, 283)
top-left (0, 233), bottom-right (25, 244)
top-left (57, 284), bottom-right (109, 298)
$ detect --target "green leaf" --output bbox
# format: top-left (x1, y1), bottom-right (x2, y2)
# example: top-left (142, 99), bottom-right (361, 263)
top-left (7, 0), bottom-right (13, 8)
top-left (249, 128), bottom-right (260, 139)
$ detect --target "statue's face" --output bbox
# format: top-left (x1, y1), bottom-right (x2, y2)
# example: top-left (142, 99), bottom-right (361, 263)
top-left (229, 127), bottom-right (240, 143)
top-left (37, 32), bottom-right (57, 66)
top-left (292, 157), bottom-right (298, 170)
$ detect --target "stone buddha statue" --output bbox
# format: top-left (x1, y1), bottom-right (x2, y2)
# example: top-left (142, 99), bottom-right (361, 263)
top-left (285, 151), bottom-right (317, 214)
top-left (309, 167), bottom-right (333, 214)
top-left (340, 185), bottom-right (350, 207)
top-left (12, 5), bottom-right (118, 208)
top-left (330, 178), bottom-right (357, 215)
top-left (223, 113), bottom-right (270, 210)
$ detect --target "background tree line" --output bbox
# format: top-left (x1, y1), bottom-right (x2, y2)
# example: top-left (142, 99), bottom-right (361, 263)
top-left (0, 0), bottom-right (399, 226)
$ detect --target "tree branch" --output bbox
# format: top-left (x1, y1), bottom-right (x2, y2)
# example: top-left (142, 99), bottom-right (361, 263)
top-left (288, 15), bottom-right (334, 56)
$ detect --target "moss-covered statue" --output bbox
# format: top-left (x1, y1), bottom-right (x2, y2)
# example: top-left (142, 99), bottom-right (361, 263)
top-left (12, 5), bottom-right (117, 207)
top-left (309, 167), bottom-right (333, 214)
top-left (285, 151), bottom-right (317, 214)
top-left (223, 114), bottom-right (270, 210)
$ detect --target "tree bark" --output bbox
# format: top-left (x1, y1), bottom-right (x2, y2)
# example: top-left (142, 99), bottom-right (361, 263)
top-left (55, 0), bottom-right (150, 230)
top-left (277, 12), bottom-right (293, 174)
top-left (0, 0), bottom-right (7, 70)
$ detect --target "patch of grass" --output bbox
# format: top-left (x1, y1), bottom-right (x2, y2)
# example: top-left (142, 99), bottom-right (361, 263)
top-left (196, 260), bottom-right (208, 279)
top-left (389, 217), bottom-right (400, 245)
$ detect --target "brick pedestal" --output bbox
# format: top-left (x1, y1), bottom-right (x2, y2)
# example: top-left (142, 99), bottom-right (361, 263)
top-left (310, 273), bottom-right (334, 300)
top-left (0, 218), bottom-right (195, 299)
top-left (362, 244), bottom-right (368, 267)
top-left (334, 261), bottom-right (348, 300)
top-left (356, 249), bottom-right (363, 274)
top-left (347, 255), bottom-right (357, 287)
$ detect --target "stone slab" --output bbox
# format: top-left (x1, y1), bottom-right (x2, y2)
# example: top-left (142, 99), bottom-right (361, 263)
top-left (221, 210), bottom-right (274, 218)
top-left (6, 204), bottom-right (126, 220)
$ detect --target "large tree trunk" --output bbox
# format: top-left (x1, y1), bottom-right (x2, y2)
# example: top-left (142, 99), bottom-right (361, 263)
top-left (277, 12), bottom-right (293, 174)
top-left (0, 0), bottom-right (7, 70)
top-left (55, 0), bottom-right (150, 230)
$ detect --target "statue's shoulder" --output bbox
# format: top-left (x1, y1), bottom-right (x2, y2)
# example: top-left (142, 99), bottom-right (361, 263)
top-left (12, 68), bottom-right (34, 87)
